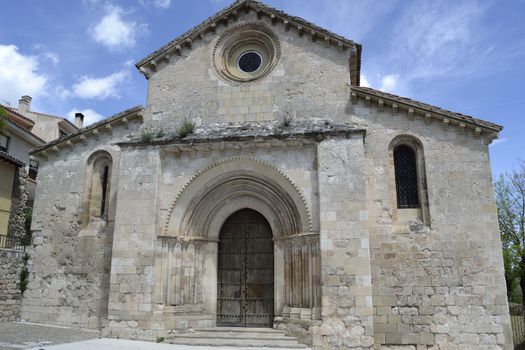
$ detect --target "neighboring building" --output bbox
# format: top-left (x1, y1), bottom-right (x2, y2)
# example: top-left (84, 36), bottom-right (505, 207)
top-left (8, 95), bottom-right (80, 143)
top-left (21, 1), bottom-right (512, 349)
top-left (0, 107), bottom-right (44, 241)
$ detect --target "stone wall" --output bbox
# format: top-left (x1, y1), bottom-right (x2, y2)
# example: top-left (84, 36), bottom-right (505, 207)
top-left (8, 169), bottom-right (28, 238)
top-left (347, 101), bottom-right (513, 349)
top-left (316, 136), bottom-right (374, 349)
top-left (0, 249), bottom-right (24, 322)
top-left (105, 141), bottom-right (322, 339)
top-left (145, 10), bottom-right (351, 130)
top-left (20, 119), bottom-right (142, 329)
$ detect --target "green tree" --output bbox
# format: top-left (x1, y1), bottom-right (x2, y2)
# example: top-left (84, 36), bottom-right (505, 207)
top-left (0, 105), bottom-right (7, 134)
top-left (495, 161), bottom-right (525, 305)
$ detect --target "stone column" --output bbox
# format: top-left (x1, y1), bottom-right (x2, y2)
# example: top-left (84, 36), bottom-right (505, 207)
top-left (316, 136), bottom-right (374, 349)
top-left (108, 148), bottom-right (159, 332)
top-left (202, 241), bottom-right (218, 320)
top-left (274, 240), bottom-right (285, 317)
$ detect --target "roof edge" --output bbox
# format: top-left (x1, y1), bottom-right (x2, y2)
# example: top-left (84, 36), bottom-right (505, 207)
top-left (0, 150), bottom-right (25, 167)
top-left (2, 105), bottom-right (35, 128)
top-left (135, 0), bottom-right (360, 74)
top-left (351, 86), bottom-right (502, 134)
top-left (5, 118), bottom-right (46, 145)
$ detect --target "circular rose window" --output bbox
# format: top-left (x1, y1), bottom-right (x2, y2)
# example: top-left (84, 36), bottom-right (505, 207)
top-left (237, 51), bottom-right (262, 73)
top-left (213, 24), bottom-right (281, 84)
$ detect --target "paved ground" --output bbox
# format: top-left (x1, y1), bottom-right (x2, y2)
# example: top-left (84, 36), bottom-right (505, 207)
top-left (0, 322), bottom-right (99, 350)
top-left (0, 322), bottom-right (304, 350)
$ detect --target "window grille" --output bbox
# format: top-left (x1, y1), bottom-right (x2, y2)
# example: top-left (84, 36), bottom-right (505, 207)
top-left (394, 145), bottom-right (420, 208)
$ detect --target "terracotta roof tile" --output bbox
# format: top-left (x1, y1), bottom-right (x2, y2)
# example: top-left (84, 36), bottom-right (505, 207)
top-left (0, 150), bottom-right (24, 167)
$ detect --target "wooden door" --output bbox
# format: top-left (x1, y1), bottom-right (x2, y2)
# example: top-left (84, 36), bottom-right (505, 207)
top-left (217, 209), bottom-right (274, 327)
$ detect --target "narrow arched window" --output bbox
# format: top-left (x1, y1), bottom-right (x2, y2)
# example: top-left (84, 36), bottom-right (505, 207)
top-left (82, 151), bottom-right (112, 226)
top-left (100, 166), bottom-right (109, 217)
top-left (393, 145), bottom-right (419, 208)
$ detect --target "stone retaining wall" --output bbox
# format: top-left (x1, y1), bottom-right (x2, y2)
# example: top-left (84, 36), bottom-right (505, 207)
top-left (0, 249), bottom-right (24, 322)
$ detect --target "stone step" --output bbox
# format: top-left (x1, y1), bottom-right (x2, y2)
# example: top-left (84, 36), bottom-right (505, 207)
top-left (176, 331), bottom-right (292, 340)
top-left (197, 327), bottom-right (286, 333)
top-left (169, 337), bottom-right (309, 348)
top-left (168, 327), bottom-right (309, 348)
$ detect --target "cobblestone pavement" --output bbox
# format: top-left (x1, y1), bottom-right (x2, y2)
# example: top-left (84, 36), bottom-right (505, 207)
top-left (0, 322), bottom-right (99, 350)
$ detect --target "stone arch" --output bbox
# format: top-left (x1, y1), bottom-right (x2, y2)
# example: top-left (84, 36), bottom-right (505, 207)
top-left (155, 157), bottom-right (320, 322)
top-left (388, 134), bottom-right (430, 226)
top-left (81, 150), bottom-right (113, 226)
top-left (164, 157), bottom-right (312, 238)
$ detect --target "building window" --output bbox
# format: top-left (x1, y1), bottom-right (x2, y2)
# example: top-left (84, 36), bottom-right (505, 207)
top-left (389, 135), bottom-right (430, 227)
top-left (0, 134), bottom-right (9, 152)
top-left (237, 51), bottom-right (263, 73)
top-left (100, 166), bottom-right (109, 217)
top-left (81, 151), bottom-right (112, 226)
top-left (393, 145), bottom-right (420, 208)
top-left (213, 23), bottom-right (281, 84)
top-left (29, 159), bottom-right (39, 181)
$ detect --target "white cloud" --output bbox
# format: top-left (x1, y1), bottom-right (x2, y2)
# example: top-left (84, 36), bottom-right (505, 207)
top-left (139, 0), bottom-right (172, 9)
top-left (154, 0), bottom-right (172, 8)
top-left (68, 108), bottom-right (105, 127)
top-left (360, 74), bottom-right (370, 88)
top-left (0, 45), bottom-right (48, 106)
top-left (72, 70), bottom-right (130, 100)
top-left (490, 138), bottom-right (507, 146)
top-left (282, 0), bottom-right (397, 42)
top-left (390, 1), bottom-right (488, 81)
top-left (379, 74), bottom-right (399, 93)
top-left (54, 86), bottom-right (71, 100)
top-left (89, 5), bottom-right (146, 50)
top-left (139, 0), bottom-right (172, 8)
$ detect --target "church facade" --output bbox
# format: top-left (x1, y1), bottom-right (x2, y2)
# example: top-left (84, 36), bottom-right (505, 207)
top-left (22, 1), bottom-right (512, 349)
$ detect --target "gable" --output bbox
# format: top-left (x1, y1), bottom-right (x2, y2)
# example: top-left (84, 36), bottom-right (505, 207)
top-left (136, 0), bottom-right (361, 85)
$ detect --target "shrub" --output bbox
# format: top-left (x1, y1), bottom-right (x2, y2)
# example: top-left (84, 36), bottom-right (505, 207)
top-left (177, 118), bottom-right (195, 138)
top-left (279, 111), bottom-right (294, 128)
top-left (20, 264), bottom-right (29, 293)
top-left (140, 129), bottom-right (154, 143)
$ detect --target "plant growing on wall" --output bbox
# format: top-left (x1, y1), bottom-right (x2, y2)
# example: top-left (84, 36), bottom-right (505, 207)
top-left (139, 128), bottom-right (154, 143)
top-left (495, 161), bottom-right (525, 306)
top-left (0, 106), bottom-right (7, 134)
top-left (177, 117), bottom-right (195, 138)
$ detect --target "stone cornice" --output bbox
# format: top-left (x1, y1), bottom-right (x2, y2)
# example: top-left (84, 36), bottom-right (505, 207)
top-left (135, 0), bottom-right (361, 85)
top-left (30, 105), bottom-right (144, 157)
top-left (351, 86), bottom-right (502, 144)
top-left (118, 120), bottom-right (366, 151)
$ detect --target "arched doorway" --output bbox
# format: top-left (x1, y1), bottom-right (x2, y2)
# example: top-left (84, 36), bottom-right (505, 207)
top-left (217, 208), bottom-right (274, 327)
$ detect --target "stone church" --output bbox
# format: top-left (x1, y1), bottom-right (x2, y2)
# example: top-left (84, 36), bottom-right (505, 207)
top-left (21, 1), bottom-right (512, 349)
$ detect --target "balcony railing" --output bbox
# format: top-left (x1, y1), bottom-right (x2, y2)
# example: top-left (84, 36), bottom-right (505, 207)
top-left (0, 234), bottom-right (26, 251)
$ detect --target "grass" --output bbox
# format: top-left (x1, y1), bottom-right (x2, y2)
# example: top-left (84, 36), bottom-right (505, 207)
top-left (177, 117), bottom-right (195, 138)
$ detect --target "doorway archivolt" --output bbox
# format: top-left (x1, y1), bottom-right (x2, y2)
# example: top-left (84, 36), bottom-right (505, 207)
top-left (155, 157), bottom-right (321, 323)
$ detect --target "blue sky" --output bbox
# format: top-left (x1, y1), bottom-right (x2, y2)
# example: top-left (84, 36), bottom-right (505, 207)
top-left (0, 0), bottom-right (523, 177)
